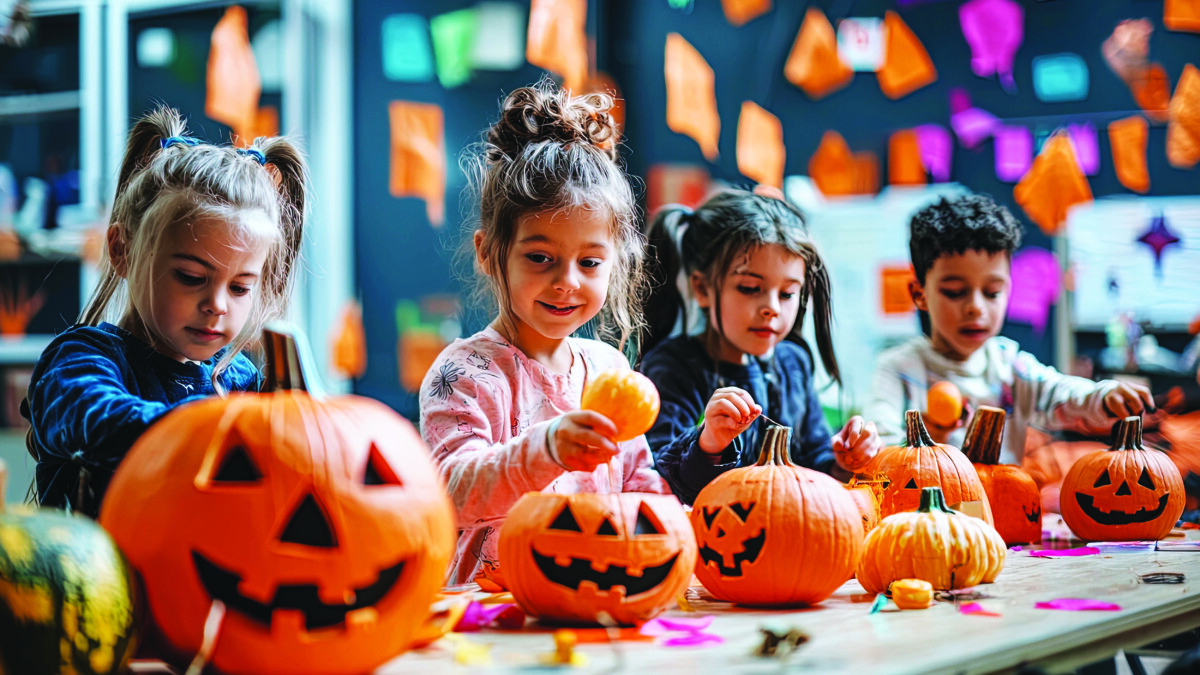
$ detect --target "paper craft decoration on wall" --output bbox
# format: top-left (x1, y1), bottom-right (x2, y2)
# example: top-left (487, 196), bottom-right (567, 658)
top-left (1165, 0), bottom-right (1200, 33)
top-left (1068, 122), bottom-right (1099, 176)
top-left (527, 0), bottom-right (588, 92)
top-left (382, 15), bottom-right (434, 82)
top-left (722, 0), bottom-right (771, 27)
top-left (959, 0), bottom-right (1023, 93)
top-left (915, 125), bottom-right (952, 182)
top-left (877, 11), bottom-right (937, 100)
top-left (251, 20), bottom-right (282, 93)
top-left (1102, 20), bottom-right (1170, 123)
top-left (809, 131), bottom-right (881, 196)
top-left (785, 8), bottom-right (853, 100)
top-left (1168, 64), bottom-right (1200, 169)
top-left (949, 90), bottom-right (999, 149)
top-left (206, 6), bottom-right (261, 138)
top-left (994, 125), bottom-right (1032, 183)
top-left (1136, 212), bottom-right (1183, 277)
top-left (736, 102), bottom-right (785, 189)
top-left (1013, 133), bottom-right (1093, 236)
top-left (889, 130), bottom-right (926, 186)
top-left (1032, 53), bottom-right (1088, 103)
top-left (837, 17), bottom-right (885, 72)
top-left (472, 2), bottom-right (525, 70)
top-left (389, 101), bottom-right (446, 226)
top-left (665, 33), bottom-right (720, 160)
top-left (431, 9), bottom-right (477, 88)
top-left (332, 300), bottom-right (367, 379)
top-left (138, 27), bottom-right (175, 68)
top-left (1007, 247), bottom-right (1060, 334)
top-left (880, 265), bottom-right (916, 315)
top-left (1109, 116), bottom-right (1150, 193)
top-left (647, 164), bottom-right (710, 213)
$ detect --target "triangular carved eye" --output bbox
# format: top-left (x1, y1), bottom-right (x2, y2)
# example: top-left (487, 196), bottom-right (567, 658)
top-left (1093, 470), bottom-right (1112, 488)
top-left (363, 444), bottom-right (402, 486)
top-left (280, 494), bottom-right (337, 548)
top-left (1137, 467), bottom-right (1156, 490)
top-left (635, 504), bottom-right (663, 535)
top-left (904, 478), bottom-right (918, 489)
top-left (730, 503), bottom-right (755, 521)
top-left (548, 505), bottom-right (582, 532)
top-left (597, 518), bottom-right (619, 536)
top-left (702, 507), bottom-right (720, 529)
top-left (213, 446), bottom-right (261, 483)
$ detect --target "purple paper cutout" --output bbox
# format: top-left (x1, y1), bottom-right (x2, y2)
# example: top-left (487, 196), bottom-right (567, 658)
top-left (662, 632), bottom-right (725, 647)
top-left (1029, 546), bottom-right (1100, 558)
top-left (1007, 247), bottom-right (1061, 334)
top-left (1136, 212), bottom-right (1182, 278)
top-left (640, 615), bottom-right (715, 636)
top-left (994, 125), bottom-right (1033, 182)
top-left (959, 602), bottom-right (1002, 616)
top-left (915, 125), bottom-right (953, 182)
top-left (1035, 598), bottom-right (1121, 611)
top-left (1068, 122), bottom-right (1100, 175)
top-left (1009, 545), bottom-right (1024, 551)
top-left (952, 107), bottom-right (1000, 148)
top-left (959, 0), bottom-right (1024, 92)
top-left (454, 602), bottom-right (517, 632)
top-left (949, 88), bottom-right (972, 115)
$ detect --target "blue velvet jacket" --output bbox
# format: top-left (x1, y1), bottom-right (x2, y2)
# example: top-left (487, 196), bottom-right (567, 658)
top-left (639, 336), bottom-right (838, 505)
top-left (22, 322), bottom-right (260, 517)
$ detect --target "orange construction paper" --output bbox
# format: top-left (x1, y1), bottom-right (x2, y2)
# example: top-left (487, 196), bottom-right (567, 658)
top-left (1165, 0), bottom-right (1200, 33)
top-left (206, 6), bottom-right (261, 134)
top-left (877, 11), bottom-right (937, 100)
top-left (399, 330), bottom-right (447, 393)
top-left (665, 33), bottom-right (720, 160)
top-left (646, 164), bottom-right (710, 213)
top-left (853, 152), bottom-right (880, 195)
top-left (736, 101), bottom-right (785, 189)
top-left (331, 300), bottom-right (367, 379)
top-left (389, 101), bottom-right (446, 226)
top-left (234, 106), bottom-right (279, 148)
top-left (880, 265), bottom-right (916, 315)
top-left (1108, 116), bottom-right (1150, 193)
top-left (785, 8), bottom-right (853, 100)
top-left (1131, 63), bottom-right (1171, 123)
top-left (809, 131), bottom-right (856, 196)
top-left (888, 129), bottom-right (926, 186)
top-left (1013, 133), bottom-right (1093, 236)
top-left (1168, 63), bottom-right (1200, 169)
top-left (526, 0), bottom-right (588, 92)
top-left (722, 0), bottom-right (771, 27)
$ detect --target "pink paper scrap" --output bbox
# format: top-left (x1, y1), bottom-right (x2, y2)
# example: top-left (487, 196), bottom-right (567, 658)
top-left (915, 124), bottom-right (953, 182)
top-left (959, 0), bottom-right (1024, 92)
top-left (959, 602), bottom-right (1003, 617)
top-left (952, 107), bottom-right (1000, 148)
top-left (1007, 247), bottom-right (1061, 334)
top-left (640, 615), bottom-right (715, 636)
top-left (1035, 599), bottom-right (1121, 611)
top-left (662, 632), bottom-right (725, 648)
top-left (1068, 122), bottom-right (1100, 175)
top-left (1009, 545), bottom-right (1024, 551)
top-left (994, 125), bottom-right (1033, 182)
top-left (454, 602), bottom-right (519, 631)
top-left (1030, 546), bottom-right (1100, 558)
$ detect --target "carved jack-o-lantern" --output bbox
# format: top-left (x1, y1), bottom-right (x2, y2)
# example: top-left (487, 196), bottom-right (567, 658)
top-left (99, 326), bottom-right (455, 675)
top-left (963, 407), bottom-right (1042, 545)
top-left (691, 426), bottom-right (865, 606)
top-left (1060, 416), bottom-right (1185, 542)
top-left (499, 492), bottom-right (695, 626)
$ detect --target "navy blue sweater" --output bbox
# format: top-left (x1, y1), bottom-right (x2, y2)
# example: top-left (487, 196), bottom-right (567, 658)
top-left (23, 322), bottom-right (260, 517)
top-left (639, 336), bottom-right (837, 505)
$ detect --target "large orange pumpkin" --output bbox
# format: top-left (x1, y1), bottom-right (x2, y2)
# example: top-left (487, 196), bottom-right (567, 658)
top-left (868, 410), bottom-right (993, 524)
top-left (498, 492), bottom-right (695, 626)
top-left (963, 406), bottom-right (1042, 545)
top-left (1060, 416), bottom-right (1185, 542)
top-left (690, 425), bottom-right (865, 606)
top-left (99, 325), bottom-right (455, 675)
top-left (845, 476), bottom-right (887, 533)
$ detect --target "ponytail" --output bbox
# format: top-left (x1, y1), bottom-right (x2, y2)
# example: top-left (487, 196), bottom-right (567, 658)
top-left (640, 205), bottom-right (692, 356)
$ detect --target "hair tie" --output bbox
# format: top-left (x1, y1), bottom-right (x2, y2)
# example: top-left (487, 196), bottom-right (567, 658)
top-left (160, 136), bottom-right (199, 150)
top-left (237, 147), bottom-right (267, 165)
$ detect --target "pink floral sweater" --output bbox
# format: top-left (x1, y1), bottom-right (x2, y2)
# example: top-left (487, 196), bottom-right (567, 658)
top-left (419, 327), bottom-right (669, 584)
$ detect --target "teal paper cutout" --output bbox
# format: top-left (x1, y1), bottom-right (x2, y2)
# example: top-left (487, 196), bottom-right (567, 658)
top-left (431, 8), bottom-right (477, 88)
top-left (1032, 53), bottom-right (1089, 103)
top-left (382, 14), bottom-right (434, 82)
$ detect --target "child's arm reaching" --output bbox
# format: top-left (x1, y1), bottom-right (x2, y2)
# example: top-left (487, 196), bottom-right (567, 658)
top-left (1011, 351), bottom-right (1152, 434)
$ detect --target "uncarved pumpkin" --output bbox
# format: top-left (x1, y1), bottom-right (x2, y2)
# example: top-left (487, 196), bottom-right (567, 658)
top-left (581, 370), bottom-right (661, 442)
top-left (499, 492), bottom-right (695, 626)
top-left (99, 325), bottom-right (455, 675)
top-left (963, 406), bottom-right (1042, 545)
top-left (1060, 416), bottom-right (1185, 542)
top-left (691, 425), bottom-right (865, 606)
top-left (857, 487), bottom-right (1006, 594)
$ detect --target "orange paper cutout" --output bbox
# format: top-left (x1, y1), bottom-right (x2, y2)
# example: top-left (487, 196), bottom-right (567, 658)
top-left (880, 265), bottom-right (916, 315)
top-left (785, 8), bottom-right (853, 100)
top-left (0, 280), bottom-right (44, 335)
top-left (853, 152), bottom-right (880, 195)
top-left (808, 131), bottom-right (878, 196)
top-left (1013, 133), bottom-right (1093, 236)
top-left (234, 106), bottom-right (279, 148)
top-left (331, 300), bottom-right (367, 379)
top-left (1131, 63), bottom-right (1171, 123)
top-left (399, 330), bottom-right (447, 393)
top-left (527, 0), bottom-right (588, 92)
top-left (736, 102), bottom-right (785, 189)
top-left (888, 129), bottom-right (926, 186)
top-left (646, 164), bottom-right (710, 213)
top-left (722, 0), bottom-right (772, 27)
top-left (206, 6), bottom-right (261, 135)
top-left (665, 33), bottom-right (720, 160)
top-left (389, 101), bottom-right (446, 226)
top-left (1108, 116), bottom-right (1150, 193)
top-left (1165, 0), bottom-right (1200, 33)
top-left (877, 11), bottom-right (937, 100)
top-left (1168, 64), bottom-right (1200, 169)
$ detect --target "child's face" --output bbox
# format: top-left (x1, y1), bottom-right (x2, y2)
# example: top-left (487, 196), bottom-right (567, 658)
top-left (489, 206), bottom-right (615, 351)
top-left (142, 215), bottom-right (270, 362)
top-left (693, 244), bottom-right (806, 363)
top-left (911, 249), bottom-right (1012, 361)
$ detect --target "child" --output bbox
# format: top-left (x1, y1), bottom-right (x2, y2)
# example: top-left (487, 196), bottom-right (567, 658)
top-left (419, 81), bottom-right (668, 585)
top-left (22, 106), bottom-right (308, 517)
top-left (639, 189), bottom-right (881, 506)
top-left (865, 194), bottom-right (1153, 464)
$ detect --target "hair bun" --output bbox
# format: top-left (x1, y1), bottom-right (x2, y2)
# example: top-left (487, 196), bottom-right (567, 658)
top-left (488, 81), bottom-right (618, 162)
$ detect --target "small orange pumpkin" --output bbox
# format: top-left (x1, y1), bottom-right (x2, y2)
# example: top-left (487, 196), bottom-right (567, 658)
top-left (581, 370), bottom-right (661, 442)
top-left (1060, 416), bottom-right (1185, 542)
top-left (889, 578), bottom-right (933, 610)
top-left (926, 381), bottom-right (964, 427)
top-left (691, 426), bottom-right (865, 606)
top-left (963, 407), bottom-right (1042, 545)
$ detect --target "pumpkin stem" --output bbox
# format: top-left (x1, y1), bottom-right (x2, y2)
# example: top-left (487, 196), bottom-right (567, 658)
top-left (905, 410), bottom-right (936, 447)
top-left (262, 323), bottom-right (325, 397)
top-left (962, 406), bottom-right (1006, 464)
top-left (755, 424), bottom-right (796, 466)
top-left (918, 487), bottom-right (955, 514)
top-left (1112, 416), bottom-right (1144, 451)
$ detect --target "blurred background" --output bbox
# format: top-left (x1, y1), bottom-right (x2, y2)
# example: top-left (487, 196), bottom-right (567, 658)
top-left (2, 0), bottom-right (1199, 499)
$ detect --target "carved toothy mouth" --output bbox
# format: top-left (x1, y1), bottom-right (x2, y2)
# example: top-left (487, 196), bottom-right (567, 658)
top-left (1075, 492), bottom-right (1170, 525)
top-left (697, 530), bottom-right (766, 577)
top-left (1023, 503), bottom-right (1041, 524)
top-left (530, 550), bottom-right (679, 596)
top-left (192, 551), bottom-right (405, 630)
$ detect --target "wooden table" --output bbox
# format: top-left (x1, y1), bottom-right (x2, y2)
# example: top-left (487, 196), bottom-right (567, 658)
top-left (386, 543), bottom-right (1200, 674)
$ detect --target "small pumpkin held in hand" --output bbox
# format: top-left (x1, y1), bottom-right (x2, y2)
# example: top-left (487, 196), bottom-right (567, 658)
top-left (581, 370), bottom-right (661, 442)
top-left (889, 579), bottom-right (933, 610)
top-left (857, 487), bottom-right (1006, 595)
top-left (926, 381), bottom-right (964, 427)
top-left (963, 407), bottom-right (1042, 545)
top-left (1060, 416), bottom-right (1184, 542)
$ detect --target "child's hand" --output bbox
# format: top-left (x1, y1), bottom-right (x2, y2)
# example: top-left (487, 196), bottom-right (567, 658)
top-left (698, 387), bottom-right (761, 455)
top-left (922, 401), bottom-right (971, 444)
top-left (832, 416), bottom-right (881, 473)
top-left (1103, 381), bottom-right (1155, 418)
top-left (551, 411), bottom-right (620, 473)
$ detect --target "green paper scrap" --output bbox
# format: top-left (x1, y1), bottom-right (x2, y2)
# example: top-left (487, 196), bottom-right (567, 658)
top-left (669, 0), bottom-right (695, 8)
top-left (472, 2), bottom-right (525, 71)
top-left (869, 593), bottom-right (888, 614)
top-left (430, 8), bottom-right (477, 88)
top-left (1033, 53), bottom-right (1088, 103)
top-left (382, 14), bottom-right (434, 82)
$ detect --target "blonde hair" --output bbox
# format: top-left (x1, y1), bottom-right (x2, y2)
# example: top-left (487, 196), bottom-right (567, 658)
top-left (462, 79), bottom-right (644, 354)
top-left (81, 106), bottom-right (308, 390)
